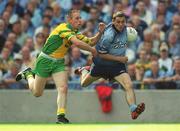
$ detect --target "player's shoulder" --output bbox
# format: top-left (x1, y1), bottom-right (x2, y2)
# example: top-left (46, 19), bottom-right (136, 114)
top-left (55, 23), bottom-right (72, 32)
top-left (104, 23), bottom-right (114, 32)
top-left (104, 24), bottom-right (116, 37)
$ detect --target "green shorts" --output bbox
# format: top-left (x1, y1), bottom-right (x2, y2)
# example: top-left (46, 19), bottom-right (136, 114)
top-left (33, 54), bottom-right (65, 78)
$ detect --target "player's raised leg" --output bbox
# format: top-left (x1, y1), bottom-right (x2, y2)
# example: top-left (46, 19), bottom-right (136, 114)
top-left (75, 66), bottom-right (100, 87)
top-left (29, 75), bottom-right (47, 97)
top-left (15, 67), bottom-right (47, 97)
top-left (114, 73), bottom-right (145, 119)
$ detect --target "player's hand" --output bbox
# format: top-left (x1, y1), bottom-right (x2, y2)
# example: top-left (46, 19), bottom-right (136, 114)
top-left (98, 22), bottom-right (106, 34)
top-left (119, 56), bottom-right (128, 63)
top-left (91, 48), bottom-right (98, 57)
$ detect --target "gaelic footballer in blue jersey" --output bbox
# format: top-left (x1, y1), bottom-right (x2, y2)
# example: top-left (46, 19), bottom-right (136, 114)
top-left (75, 11), bottom-right (145, 120)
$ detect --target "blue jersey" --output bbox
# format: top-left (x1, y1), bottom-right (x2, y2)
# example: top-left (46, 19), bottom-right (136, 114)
top-left (93, 23), bottom-right (128, 67)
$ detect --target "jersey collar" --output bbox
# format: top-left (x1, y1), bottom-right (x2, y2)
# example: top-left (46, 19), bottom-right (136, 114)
top-left (67, 23), bottom-right (73, 30)
top-left (67, 23), bottom-right (79, 33)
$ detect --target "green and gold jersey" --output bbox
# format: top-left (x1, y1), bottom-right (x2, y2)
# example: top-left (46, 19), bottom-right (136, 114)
top-left (42, 23), bottom-right (91, 59)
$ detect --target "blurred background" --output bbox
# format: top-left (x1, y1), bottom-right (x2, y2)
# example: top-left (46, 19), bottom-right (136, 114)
top-left (0, 0), bottom-right (180, 124)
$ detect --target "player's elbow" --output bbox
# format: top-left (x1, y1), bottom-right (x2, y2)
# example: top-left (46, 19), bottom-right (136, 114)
top-left (98, 53), bottom-right (106, 59)
top-left (73, 42), bottom-right (81, 47)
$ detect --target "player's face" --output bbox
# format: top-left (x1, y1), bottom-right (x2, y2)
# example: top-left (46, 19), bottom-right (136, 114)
top-left (69, 12), bottom-right (82, 29)
top-left (113, 17), bottom-right (126, 31)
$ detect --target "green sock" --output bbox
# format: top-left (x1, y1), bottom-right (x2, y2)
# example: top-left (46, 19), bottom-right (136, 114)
top-left (25, 71), bottom-right (34, 79)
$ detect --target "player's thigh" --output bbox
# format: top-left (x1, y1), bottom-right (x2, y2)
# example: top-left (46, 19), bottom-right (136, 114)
top-left (114, 73), bottom-right (133, 90)
top-left (33, 56), bottom-right (52, 78)
top-left (34, 75), bottom-right (47, 93)
top-left (52, 71), bottom-right (68, 88)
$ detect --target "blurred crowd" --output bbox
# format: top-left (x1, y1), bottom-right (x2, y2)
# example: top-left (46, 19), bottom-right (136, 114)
top-left (0, 0), bottom-right (180, 89)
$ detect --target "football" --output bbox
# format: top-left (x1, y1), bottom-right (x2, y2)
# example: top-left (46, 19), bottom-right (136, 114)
top-left (127, 27), bottom-right (138, 43)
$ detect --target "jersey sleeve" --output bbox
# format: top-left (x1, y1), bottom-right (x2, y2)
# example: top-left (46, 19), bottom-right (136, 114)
top-left (59, 29), bottom-right (76, 41)
top-left (97, 32), bottom-right (112, 54)
top-left (76, 33), bottom-right (92, 45)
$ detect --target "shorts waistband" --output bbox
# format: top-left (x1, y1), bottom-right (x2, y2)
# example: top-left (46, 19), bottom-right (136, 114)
top-left (39, 52), bottom-right (64, 61)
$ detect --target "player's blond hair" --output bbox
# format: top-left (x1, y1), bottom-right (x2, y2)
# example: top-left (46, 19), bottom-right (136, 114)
top-left (67, 9), bottom-right (80, 18)
top-left (112, 11), bottom-right (126, 20)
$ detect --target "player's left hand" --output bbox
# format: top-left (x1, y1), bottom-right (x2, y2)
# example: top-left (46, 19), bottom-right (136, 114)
top-left (98, 22), bottom-right (106, 34)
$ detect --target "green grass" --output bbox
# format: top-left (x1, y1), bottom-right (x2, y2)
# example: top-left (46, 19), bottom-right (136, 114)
top-left (0, 124), bottom-right (180, 131)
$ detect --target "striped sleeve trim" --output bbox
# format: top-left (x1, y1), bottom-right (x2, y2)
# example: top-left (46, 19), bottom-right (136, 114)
top-left (76, 31), bottom-right (81, 35)
top-left (98, 50), bottom-right (108, 54)
top-left (59, 30), bottom-right (75, 39)
top-left (58, 30), bottom-right (71, 35)
top-left (77, 35), bottom-right (85, 40)
top-left (67, 35), bottom-right (75, 41)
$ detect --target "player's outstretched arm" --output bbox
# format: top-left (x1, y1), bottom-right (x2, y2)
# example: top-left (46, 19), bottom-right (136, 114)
top-left (70, 36), bottom-right (97, 57)
top-left (89, 22), bottom-right (106, 46)
top-left (98, 53), bottom-right (128, 63)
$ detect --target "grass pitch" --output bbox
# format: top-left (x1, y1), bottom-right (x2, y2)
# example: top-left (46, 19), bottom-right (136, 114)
top-left (0, 124), bottom-right (180, 131)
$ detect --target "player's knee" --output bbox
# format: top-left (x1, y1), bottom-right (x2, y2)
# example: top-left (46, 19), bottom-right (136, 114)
top-left (33, 92), bottom-right (43, 97)
top-left (124, 82), bottom-right (133, 90)
top-left (81, 82), bottom-right (88, 87)
top-left (31, 89), bottom-right (43, 97)
top-left (59, 85), bottom-right (68, 94)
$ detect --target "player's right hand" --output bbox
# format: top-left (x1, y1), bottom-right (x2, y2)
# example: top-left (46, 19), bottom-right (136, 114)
top-left (98, 22), bottom-right (106, 34)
